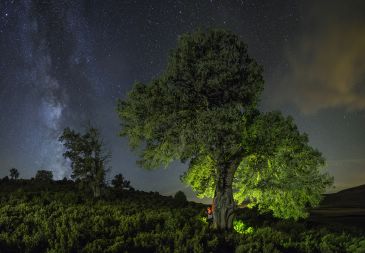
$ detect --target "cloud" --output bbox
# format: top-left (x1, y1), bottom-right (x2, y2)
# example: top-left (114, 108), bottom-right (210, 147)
top-left (326, 158), bottom-right (365, 192)
top-left (276, 1), bottom-right (365, 113)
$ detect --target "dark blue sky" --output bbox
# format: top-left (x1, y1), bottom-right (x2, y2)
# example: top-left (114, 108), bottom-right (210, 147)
top-left (0, 0), bottom-right (364, 200)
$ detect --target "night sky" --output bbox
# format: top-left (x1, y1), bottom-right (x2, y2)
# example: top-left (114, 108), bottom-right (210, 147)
top-left (1, 0), bottom-right (364, 200)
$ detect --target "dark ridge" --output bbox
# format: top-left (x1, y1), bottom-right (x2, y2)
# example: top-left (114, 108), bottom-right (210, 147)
top-left (320, 184), bottom-right (365, 208)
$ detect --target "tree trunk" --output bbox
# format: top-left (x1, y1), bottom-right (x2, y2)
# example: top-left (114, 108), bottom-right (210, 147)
top-left (213, 164), bottom-right (235, 230)
top-left (92, 183), bottom-right (101, 198)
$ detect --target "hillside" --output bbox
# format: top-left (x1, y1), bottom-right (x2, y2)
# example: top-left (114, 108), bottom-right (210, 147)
top-left (0, 179), bottom-right (364, 252)
top-left (321, 184), bottom-right (365, 208)
top-left (310, 184), bottom-right (365, 229)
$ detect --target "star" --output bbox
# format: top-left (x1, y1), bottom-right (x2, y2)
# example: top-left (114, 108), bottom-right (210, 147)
top-left (0, 0), bottom-right (364, 197)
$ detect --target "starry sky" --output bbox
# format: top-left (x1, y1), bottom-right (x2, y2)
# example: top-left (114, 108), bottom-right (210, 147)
top-left (0, 0), bottom-right (364, 199)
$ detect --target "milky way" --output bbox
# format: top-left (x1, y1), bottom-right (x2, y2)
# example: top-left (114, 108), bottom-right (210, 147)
top-left (0, 1), bottom-right (108, 179)
top-left (0, 0), bottom-right (364, 199)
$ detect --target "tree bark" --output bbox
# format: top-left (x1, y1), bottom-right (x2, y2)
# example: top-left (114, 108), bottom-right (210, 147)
top-left (213, 164), bottom-right (235, 230)
top-left (92, 182), bottom-right (101, 198)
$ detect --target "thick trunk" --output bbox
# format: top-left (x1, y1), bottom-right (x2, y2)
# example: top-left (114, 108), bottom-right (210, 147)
top-left (213, 165), bottom-right (235, 230)
top-left (92, 183), bottom-right (101, 198)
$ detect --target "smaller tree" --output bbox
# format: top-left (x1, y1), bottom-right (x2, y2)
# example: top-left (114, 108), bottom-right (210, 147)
top-left (59, 124), bottom-right (110, 198)
top-left (35, 170), bottom-right (53, 181)
top-left (9, 168), bottom-right (19, 180)
top-left (111, 173), bottom-right (131, 190)
top-left (174, 190), bottom-right (188, 206)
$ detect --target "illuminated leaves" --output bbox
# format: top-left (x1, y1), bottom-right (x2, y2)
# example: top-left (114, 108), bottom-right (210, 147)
top-left (117, 29), bottom-right (332, 221)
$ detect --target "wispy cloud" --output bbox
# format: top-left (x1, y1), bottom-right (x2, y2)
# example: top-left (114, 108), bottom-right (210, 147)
top-left (275, 1), bottom-right (365, 113)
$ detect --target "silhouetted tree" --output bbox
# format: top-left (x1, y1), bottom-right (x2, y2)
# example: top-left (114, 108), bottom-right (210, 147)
top-left (59, 124), bottom-right (110, 198)
top-left (35, 170), bottom-right (53, 181)
top-left (9, 168), bottom-right (19, 180)
top-left (117, 29), bottom-right (333, 230)
top-left (111, 173), bottom-right (131, 190)
top-left (174, 190), bottom-right (187, 206)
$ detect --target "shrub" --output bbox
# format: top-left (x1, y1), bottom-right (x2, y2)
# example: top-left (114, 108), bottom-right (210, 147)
top-left (174, 191), bottom-right (188, 206)
top-left (0, 183), bottom-right (363, 253)
top-left (233, 219), bottom-right (254, 234)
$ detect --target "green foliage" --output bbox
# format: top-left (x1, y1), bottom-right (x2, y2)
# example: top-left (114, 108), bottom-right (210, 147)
top-left (184, 112), bottom-right (333, 219)
top-left (181, 155), bottom-right (216, 198)
top-left (199, 216), bottom-right (208, 224)
top-left (0, 187), bottom-right (212, 252)
top-left (347, 238), bottom-right (365, 253)
top-left (117, 28), bottom-right (333, 225)
top-left (233, 112), bottom-right (334, 219)
top-left (320, 233), bottom-right (352, 253)
top-left (182, 112), bottom-right (332, 219)
top-left (59, 125), bottom-right (110, 198)
top-left (0, 183), bottom-right (363, 253)
top-left (233, 220), bottom-right (254, 234)
top-left (117, 29), bottom-right (264, 169)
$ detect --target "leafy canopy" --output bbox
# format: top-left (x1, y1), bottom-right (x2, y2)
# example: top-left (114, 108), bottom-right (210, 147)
top-left (118, 29), bottom-right (264, 167)
top-left (117, 29), bottom-right (332, 219)
top-left (182, 112), bottom-right (333, 219)
top-left (59, 125), bottom-right (110, 186)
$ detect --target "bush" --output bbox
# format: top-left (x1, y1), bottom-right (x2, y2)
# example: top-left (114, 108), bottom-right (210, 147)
top-left (233, 219), bottom-right (254, 235)
top-left (0, 182), bottom-right (363, 252)
top-left (347, 238), bottom-right (365, 253)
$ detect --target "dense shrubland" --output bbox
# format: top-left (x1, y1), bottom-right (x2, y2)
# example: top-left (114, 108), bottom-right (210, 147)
top-left (0, 180), bottom-right (364, 252)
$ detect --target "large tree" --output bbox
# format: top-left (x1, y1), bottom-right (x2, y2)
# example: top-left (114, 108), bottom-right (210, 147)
top-left (117, 29), bottom-right (332, 229)
top-left (59, 125), bottom-right (110, 198)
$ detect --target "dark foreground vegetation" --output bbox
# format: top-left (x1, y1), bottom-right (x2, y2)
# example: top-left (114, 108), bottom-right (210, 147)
top-left (310, 185), bottom-right (365, 229)
top-left (0, 180), bottom-right (364, 253)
